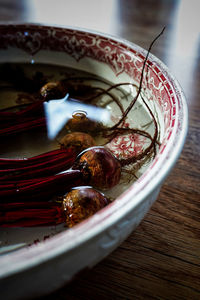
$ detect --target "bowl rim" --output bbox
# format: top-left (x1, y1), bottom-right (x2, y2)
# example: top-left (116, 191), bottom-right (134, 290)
top-left (0, 23), bottom-right (188, 279)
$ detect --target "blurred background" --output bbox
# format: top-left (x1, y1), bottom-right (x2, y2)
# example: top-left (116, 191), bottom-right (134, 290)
top-left (1, 0), bottom-right (199, 109)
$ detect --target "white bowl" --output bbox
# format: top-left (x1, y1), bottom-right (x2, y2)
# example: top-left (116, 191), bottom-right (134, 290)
top-left (0, 24), bottom-right (188, 300)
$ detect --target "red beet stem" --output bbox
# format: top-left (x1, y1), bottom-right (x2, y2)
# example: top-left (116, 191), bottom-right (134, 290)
top-left (0, 148), bottom-right (72, 168)
top-left (0, 201), bottom-right (64, 227)
top-left (0, 201), bottom-right (60, 210)
top-left (0, 100), bottom-right (45, 136)
top-left (0, 156), bottom-right (74, 180)
top-left (0, 148), bottom-right (76, 180)
top-left (0, 100), bottom-right (43, 120)
top-left (0, 169), bottom-right (83, 202)
top-left (0, 117), bottom-right (46, 136)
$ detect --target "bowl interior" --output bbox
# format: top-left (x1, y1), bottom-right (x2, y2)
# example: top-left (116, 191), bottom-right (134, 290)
top-left (0, 24), bottom-right (187, 255)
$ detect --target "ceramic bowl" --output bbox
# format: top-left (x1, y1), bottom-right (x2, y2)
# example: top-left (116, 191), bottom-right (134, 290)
top-left (0, 24), bottom-right (188, 300)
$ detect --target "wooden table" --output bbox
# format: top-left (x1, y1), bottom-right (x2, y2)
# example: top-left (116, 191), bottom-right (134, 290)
top-left (1, 0), bottom-right (199, 299)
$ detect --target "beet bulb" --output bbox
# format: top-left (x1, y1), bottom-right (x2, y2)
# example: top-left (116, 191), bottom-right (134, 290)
top-left (72, 146), bottom-right (121, 190)
top-left (62, 186), bottom-right (110, 227)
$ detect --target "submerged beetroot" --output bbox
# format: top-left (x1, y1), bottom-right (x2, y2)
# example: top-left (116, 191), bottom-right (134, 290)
top-left (73, 146), bottom-right (121, 190)
top-left (62, 186), bottom-right (110, 227)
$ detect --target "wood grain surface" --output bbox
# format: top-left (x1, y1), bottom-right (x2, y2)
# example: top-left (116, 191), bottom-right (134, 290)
top-left (0, 0), bottom-right (199, 299)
